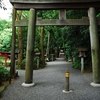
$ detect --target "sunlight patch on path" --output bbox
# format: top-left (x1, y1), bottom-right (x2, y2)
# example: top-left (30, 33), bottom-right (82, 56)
top-left (46, 58), bottom-right (72, 65)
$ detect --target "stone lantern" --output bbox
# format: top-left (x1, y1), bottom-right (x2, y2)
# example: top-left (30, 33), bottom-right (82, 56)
top-left (78, 48), bottom-right (87, 58)
top-left (35, 52), bottom-right (41, 69)
top-left (78, 48), bottom-right (87, 73)
top-left (51, 54), bottom-right (55, 61)
top-left (72, 52), bottom-right (75, 62)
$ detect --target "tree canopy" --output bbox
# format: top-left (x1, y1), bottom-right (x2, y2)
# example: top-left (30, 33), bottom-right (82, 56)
top-left (0, 0), bottom-right (7, 10)
top-left (1, 9), bottom-right (100, 70)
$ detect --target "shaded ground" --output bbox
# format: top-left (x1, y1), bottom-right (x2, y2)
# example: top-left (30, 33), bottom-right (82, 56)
top-left (1, 58), bottom-right (100, 100)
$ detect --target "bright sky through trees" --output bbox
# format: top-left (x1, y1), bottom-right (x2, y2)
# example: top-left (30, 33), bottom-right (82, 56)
top-left (0, 0), bottom-right (12, 20)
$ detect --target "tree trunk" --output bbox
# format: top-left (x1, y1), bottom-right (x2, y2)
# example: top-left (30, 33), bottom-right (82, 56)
top-left (16, 11), bottom-right (23, 69)
top-left (46, 32), bottom-right (50, 61)
top-left (40, 26), bottom-right (45, 68)
top-left (18, 26), bottom-right (23, 69)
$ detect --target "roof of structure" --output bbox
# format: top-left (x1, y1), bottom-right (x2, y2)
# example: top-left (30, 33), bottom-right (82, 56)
top-left (10, 0), bottom-right (100, 3)
top-left (9, 0), bottom-right (100, 9)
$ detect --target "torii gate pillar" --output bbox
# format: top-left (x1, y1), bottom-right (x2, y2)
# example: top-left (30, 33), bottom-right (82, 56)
top-left (10, 7), bottom-right (16, 78)
top-left (88, 7), bottom-right (100, 87)
top-left (22, 8), bottom-right (36, 87)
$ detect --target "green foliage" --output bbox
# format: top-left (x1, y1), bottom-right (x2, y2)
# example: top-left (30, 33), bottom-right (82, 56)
top-left (0, 20), bottom-right (12, 52)
top-left (0, 29), bottom-right (12, 51)
top-left (33, 58), bottom-right (37, 69)
top-left (66, 10), bottom-right (87, 19)
top-left (37, 10), bottom-right (59, 19)
top-left (96, 13), bottom-right (100, 17)
top-left (0, 66), bottom-right (10, 81)
top-left (16, 10), bottom-right (91, 70)
top-left (0, 20), bottom-right (11, 31)
top-left (22, 58), bottom-right (38, 70)
top-left (0, 9), bottom-right (94, 70)
top-left (21, 59), bottom-right (26, 69)
top-left (72, 58), bottom-right (81, 69)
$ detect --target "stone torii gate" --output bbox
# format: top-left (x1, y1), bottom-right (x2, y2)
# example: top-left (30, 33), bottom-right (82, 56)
top-left (9, 0), bottom-right (100, 87)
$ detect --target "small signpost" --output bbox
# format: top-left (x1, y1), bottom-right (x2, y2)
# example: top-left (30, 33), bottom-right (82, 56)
top-left (62, 69), bottom-right (73, 93)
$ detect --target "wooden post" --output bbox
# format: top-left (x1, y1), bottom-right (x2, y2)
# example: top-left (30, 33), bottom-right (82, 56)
top-left (10, 7), bottom-right (16, 78)
top-left (22, 8), bottom-right (36, 87)
top-left (5, 57), bottom-right (7, 68)
top-left (88, 7), bottom-right (100, 87)
top-left (59, 9), bottom-right (66, 20)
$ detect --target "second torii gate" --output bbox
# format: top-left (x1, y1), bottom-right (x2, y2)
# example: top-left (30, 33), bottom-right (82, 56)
top-left (9, 0), bottom-right (100, 87)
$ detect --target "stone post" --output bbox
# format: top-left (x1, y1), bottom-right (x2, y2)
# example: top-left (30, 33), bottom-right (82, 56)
top-left (59, 9), bottom-right (66, 20)
top-left (37, 57), bottom-right (39, 69)
top-left (51, 54), bottom-right (54, 61)
top-left (88, 7), bottom-right (100, 87)
top-left (22, 8), bottom-right (36, 87)
top-left (81, 57), bottom-right (84, 73)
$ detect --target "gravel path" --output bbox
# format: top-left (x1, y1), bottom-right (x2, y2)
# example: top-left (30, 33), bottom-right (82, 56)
top-left (1, 58), bottom-right (100, 100)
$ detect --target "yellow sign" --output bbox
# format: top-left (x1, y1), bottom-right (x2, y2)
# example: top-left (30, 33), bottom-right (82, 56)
top-left (65, 73), bottom-right (69, 77)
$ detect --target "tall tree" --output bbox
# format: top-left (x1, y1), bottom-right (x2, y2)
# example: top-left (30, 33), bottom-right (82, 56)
top-left (16, 11), bottom-right (23, 69)
top-left (45, 31), bottom-right (50, 61)
top-left (39, 26), bottom-right (45, 68)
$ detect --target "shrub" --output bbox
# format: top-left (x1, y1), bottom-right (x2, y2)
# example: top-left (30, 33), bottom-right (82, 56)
top-left (72, 58), bottom-right (81, 69)
top-left (21, 59), bottom-right (26, 69)
top-left (0, 66), bottom-right (10, 86)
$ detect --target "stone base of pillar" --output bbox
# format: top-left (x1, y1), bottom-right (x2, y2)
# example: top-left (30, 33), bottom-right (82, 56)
top-left (90, 82), bottom-right (100, 87)
top-left (22, 82), bottom-right (35, 87)
top-left (62, 90), bottom-right (73, 93)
